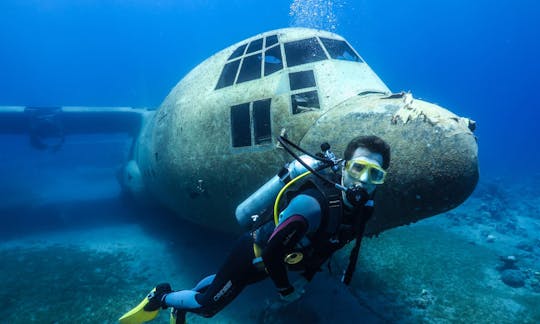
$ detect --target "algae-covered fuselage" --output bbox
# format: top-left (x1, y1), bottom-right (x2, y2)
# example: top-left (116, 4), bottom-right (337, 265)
top-left (123, 28), bottom-right (478, 234)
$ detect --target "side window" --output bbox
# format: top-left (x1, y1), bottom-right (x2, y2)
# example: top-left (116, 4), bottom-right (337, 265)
top-left (288, 70), bottom-right (316, 90)
top-left (231, 103), bottom-right (251, 147)
top-left (291, 91), bottom-right (320, 114)
top-left (288, 70), bottom-right (320, 115)
top-left (253, 99), bottom-right (271, 145)
top-left (283, 38), bottom-right (328, 67)
top-left (319, 37), bottom-right (363, 62)
top-left (230, 99), bottom-right (272, 148)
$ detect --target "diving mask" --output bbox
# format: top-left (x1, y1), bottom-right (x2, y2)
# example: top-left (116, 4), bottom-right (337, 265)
top-left (345, 159), bottom-right (387, 184)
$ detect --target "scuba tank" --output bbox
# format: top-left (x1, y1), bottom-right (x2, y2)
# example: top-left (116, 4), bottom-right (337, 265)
top-left (235, 154), bottom-right (322, 231)
top-left (235, 137), bottom-right (367, 230)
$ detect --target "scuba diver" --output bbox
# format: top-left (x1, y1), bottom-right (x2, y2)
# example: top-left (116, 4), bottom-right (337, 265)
top-left (119, 135), bottom-right (390, 324)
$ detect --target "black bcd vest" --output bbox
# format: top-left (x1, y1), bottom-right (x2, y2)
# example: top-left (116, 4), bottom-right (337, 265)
top-left (254, 173), bottom-right (374, 262)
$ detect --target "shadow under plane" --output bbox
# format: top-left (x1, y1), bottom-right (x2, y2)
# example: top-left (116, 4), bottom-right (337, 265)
top-left (0, 28), bottom-right (478, 235)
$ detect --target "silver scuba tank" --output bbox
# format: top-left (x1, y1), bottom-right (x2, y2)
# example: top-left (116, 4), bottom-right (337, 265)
top-left (235, 154), bottom-right (322, 230)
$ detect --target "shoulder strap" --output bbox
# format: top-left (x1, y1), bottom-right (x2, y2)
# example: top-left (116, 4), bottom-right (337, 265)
top-left (306, 173), bottom-right (343, 237)
top-left (341, 201), bottom-right (374, 285)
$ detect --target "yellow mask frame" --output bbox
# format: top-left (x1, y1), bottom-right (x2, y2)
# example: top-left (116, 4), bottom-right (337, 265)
top-left (345, 159), bottom-right (387, 184)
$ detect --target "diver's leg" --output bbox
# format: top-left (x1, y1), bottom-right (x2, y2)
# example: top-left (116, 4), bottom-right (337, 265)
top-left (165, 233), bottom-right (267, 318)
top-left (164, 289), bottom-right (202, 309)
top-left (193, 233), bottom-right (268, 317)
top-left (164, 282), bottom-right (215, 324)
top-left (162, 273), bottom-right (216, 313)
top-left (192, 274), bottom-right (216, 292)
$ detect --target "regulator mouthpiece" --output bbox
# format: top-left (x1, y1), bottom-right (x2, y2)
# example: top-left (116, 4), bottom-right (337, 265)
top-left (345, 185), bottom-right (369, 207)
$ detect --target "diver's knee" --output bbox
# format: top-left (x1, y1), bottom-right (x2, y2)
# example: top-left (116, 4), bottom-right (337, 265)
top-left (164, 290), bottom-right (202, 309)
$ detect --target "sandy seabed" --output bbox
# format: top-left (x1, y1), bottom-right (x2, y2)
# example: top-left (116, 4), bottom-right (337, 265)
top-left (1, 177), bottom-right (539, 323)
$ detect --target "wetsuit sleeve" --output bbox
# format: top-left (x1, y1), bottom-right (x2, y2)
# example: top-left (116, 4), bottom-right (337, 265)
top-left (261, 194), bottom-right (322, 294)
top-left (262, 214), bottom-right (308, 294)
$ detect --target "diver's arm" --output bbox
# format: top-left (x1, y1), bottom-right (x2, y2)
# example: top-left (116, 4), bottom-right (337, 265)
top-left (262, 193), bottom-right (321, 296)
top-left (262, 215), bottom-right (308, 295)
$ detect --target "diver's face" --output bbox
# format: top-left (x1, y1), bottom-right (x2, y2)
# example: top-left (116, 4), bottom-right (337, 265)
top-left (342, 147), bottom-right (384, 195)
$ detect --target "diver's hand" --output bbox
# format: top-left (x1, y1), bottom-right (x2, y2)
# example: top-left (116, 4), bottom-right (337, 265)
top-left (278, 282), bottom-right (306, 303)
top-left (279, 288), bottom-right (303, 303)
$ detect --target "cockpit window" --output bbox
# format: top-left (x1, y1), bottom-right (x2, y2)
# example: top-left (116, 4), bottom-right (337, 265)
top-left (284, 38), bottom-right (327, 67)
top-left (216, 34), bottom-right (283, 90)
top-left (246, 38), bottom-right (263, 54)
top-left (264, 45), bottom-right (283, 76)
top-left (228, 44), bottom-right (247, 60)
top-left (266, 35), bottom-right (278, 47)
top-left (319, 37), bottom-right (363, 63)
top-left (237, 54), bottom-right (262, 83)
top-left (215, 60), bottom-right (241, 89)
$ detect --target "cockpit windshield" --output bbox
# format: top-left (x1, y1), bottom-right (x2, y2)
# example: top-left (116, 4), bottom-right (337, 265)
top-left (319, 37), bottom-right (363, 62)
top-left (216, 34), bottom-right (363, 90)
top-left (283, 37), bottom-right (327, 67)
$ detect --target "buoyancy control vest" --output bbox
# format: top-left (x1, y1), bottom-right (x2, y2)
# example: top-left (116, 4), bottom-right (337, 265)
top-left (292, 173), bottom-right (371, 248)
top-left (252, 172), bottom-right (374, 284)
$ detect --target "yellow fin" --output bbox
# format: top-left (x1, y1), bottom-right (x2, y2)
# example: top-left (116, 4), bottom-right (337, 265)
top-left (119, 288), bottom-right (160, 324)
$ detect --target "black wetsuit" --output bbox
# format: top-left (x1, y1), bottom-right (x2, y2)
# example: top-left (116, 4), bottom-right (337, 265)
top-left (164, 176), bottom-right (373, 318)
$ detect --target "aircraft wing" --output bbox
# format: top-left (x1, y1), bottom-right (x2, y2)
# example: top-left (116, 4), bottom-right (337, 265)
top-left (0, 106), bottom-right (152, 135)
top-left (0, 106), bottom-right (153, 149)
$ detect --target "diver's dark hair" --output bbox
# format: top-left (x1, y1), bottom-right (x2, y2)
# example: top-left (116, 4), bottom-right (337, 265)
top-left (343, 135), bottom-right (391, 169)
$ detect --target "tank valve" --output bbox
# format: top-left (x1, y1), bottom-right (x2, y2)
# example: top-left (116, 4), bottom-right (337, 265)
top-left (196, 179), bottom-right (205, 194)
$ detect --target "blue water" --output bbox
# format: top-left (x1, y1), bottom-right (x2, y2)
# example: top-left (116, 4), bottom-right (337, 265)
top-left (1, 1), bottom-right (539, 323)
top-left (1, 0), bottom-right (539, 176)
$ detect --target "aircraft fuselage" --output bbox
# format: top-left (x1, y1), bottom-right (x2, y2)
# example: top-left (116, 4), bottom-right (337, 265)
top-left (121, 28), bottom-right (478, 234)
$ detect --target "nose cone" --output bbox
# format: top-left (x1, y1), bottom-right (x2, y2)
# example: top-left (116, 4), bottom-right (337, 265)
top-left (300, 93), bottom-right (479, 235)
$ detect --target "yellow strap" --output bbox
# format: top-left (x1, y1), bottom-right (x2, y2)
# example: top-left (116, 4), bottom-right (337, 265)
top-left (273, 171), bottom-right (312, 225)
top-left (253, 243), bottom-right (263, 258)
